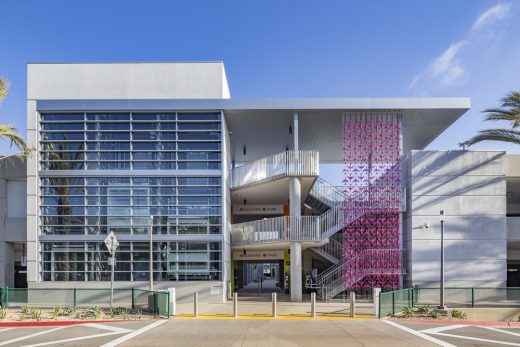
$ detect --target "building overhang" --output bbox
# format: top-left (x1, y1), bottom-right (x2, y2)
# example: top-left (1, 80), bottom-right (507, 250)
top-left (37, 97), bottom-right (470, 163)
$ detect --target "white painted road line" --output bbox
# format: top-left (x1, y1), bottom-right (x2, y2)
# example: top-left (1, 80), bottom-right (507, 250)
top-left (480, 326), bottom-right (520, 338)
top-left (83, 323), bottom-right (134, 333)
top-left (419, 324), bottom-right (468, 334)
top-left (0, 326), bottom-right (68, 346)
top-left (100, 319), bottom-right (168, 347)
top-left (431, 332), bottom-right (520, 346)
top-left (383, 321), bottom-right (457, 347)
top-left (0, 328), bottom-right (15, 334)
top-left (22, 331), bottom-right (122, 347)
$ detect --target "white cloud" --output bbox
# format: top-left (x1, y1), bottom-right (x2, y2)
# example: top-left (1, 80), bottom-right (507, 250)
top-left (471, 3), bottom-right (512, 32)
top-left (409, 2), bottom-right (513, 93)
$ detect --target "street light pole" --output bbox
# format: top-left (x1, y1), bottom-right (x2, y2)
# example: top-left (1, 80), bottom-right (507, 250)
top-left (438, 210), bottom-right (447, 310)
top-left (149, 215), bottom-right (154, 291)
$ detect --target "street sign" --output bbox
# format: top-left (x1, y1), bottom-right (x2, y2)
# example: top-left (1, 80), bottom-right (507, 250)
top-left (104, 231), bottom-right (119, 255)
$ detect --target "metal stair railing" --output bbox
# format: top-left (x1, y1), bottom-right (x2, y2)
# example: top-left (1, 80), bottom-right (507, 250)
top-left (231, 150), bottom-right (319, 189)
top-left (320, 238), bottom-right (343, 262)
top-left (309, 249), bottom-right (405, 301)
top-left (308, 177), bottom-right (345, 207)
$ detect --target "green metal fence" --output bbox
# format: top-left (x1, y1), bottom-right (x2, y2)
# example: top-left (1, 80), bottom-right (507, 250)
top-left (0, 287), bottom-right (170, 318)
top-left (379, 287), bottom-right (520, 318)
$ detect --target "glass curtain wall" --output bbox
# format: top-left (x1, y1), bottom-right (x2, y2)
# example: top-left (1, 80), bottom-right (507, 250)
top-left (39, 112), bottom-right (223, 281)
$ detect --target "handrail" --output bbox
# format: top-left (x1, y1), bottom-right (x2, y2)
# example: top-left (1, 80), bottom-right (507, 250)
top-left (308, 177), bottom-right (346, 207)
top-left (310, 249), bottom-right (405, 300)
top-left (230, 216), bottom-right (321, 245)
top-left (231, 150), bottom-right (319, 189)
top-left (320, 238), bottom-right (343, 261)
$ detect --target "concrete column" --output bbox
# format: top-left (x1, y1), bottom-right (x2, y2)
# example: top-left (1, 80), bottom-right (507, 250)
top-left (289, 177), bottom-right (301, 218)
top-left (293, 112), bottom-right (299, 151)
top-left (290, 241), bottom-right (302, 302)
top-left (290, 112), bottom-right (303, 302)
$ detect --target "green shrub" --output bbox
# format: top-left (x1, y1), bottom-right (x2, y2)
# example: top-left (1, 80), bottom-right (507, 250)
top-left (112, 307), bottom-right (127, 315)
top-left (63, 306), bottom-right (76, 316)
top-left (30, 308), bottom-right (42, 321)
top-left (52, 306), bottom-right (62, 320)
top-left (0, 307), bottom-right (7, 320)
top-left (21, 306), bottom-right (30, 315)
top-left (417, 305), bottom-right (432, 314)
top-left (401, 306), bottom-right (414, 317)
top-left (429, 310), bottom-right (440, 319)
top-left (449, 309), bottom-right (467, 320)
top-left (85, 306), bottom-right (102, 319)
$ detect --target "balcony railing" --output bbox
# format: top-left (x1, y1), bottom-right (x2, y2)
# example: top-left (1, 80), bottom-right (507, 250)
top-left (231, 150), bottom-right (319, 189)
top-left (230, 216), bottom-right (321, 245)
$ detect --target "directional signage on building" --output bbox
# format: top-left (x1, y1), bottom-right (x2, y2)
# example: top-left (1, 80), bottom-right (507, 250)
top-left (233, 205), bottom-right (284, 215)
top-left (232, 250), bottom-right (284, 261)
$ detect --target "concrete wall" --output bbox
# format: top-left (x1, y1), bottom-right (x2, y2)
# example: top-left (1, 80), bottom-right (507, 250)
top-left (28, 62), bottom-right (230, 100)
top-left (0, 157), bottom-right (27, 287)
top-left (404, 150), bottom-right (507, 288)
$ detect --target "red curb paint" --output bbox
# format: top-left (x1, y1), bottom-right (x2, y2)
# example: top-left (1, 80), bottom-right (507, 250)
top-left (391, 318), bottom-right (519, 327)
top-left (0, 319), bottom-right (133, 328)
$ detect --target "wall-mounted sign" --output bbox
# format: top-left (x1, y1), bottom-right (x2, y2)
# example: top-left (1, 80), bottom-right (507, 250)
top-left (233, 205), bottom-right (283, 215)
top-left (232, 250), bottom-right (284, 261)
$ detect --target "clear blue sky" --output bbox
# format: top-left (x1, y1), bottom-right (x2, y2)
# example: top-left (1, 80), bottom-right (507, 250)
top-left (1, 1), bottom-right (519, 184)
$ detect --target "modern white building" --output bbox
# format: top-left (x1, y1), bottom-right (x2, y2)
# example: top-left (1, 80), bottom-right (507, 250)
top-left (0, 62), bottom-right (518, 302)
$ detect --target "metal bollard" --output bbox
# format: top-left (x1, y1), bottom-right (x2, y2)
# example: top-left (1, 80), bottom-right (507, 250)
top-left (311, 292), bottom-right (316, 318)
top-left (350, 292), bottom-right (356, 317)
top-left (194, 292), bottom-right (199, 318)
top-left (233, 292), bottom-right (238, 317)
top-left (373, 288), bottom-right (381, 318)
top-left (272, 292), bottom-right (277, 318)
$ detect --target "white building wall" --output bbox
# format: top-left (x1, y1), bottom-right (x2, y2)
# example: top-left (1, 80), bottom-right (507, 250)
top-left (0, 158), bottom-right (27, 287)
top-left (28, 62), bottom-right (230, 100)
top-left (404, 150), bottom-right (507, 288)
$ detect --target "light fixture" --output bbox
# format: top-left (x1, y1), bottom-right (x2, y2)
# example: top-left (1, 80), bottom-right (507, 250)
top-left (439, 210), bottom-right (445, 223)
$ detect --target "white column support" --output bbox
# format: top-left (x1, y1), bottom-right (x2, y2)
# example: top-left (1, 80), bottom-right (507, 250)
top-left (290, 241), bottom-right (302, 302)
top-left (289, 111), bottom-right (303, 302)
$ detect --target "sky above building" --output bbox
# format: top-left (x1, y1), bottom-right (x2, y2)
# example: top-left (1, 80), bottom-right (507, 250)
top-left (0, 0), bottom-right (519, 184)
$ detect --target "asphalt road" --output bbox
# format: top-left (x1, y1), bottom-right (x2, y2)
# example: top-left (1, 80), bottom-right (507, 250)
top-left (1, 318), bottom-right (520, 346)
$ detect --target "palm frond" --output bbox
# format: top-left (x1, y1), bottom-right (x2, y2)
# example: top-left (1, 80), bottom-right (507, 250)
top-left (501, 91), bottom-right (520, 108)
top-left (0, 78), bottom-right (8, 101)
top-left (460, 128), bottom-right (520, 147)
top-left (483, 109), bottom-right (520, 127)
top-left (0, 124), bottom-right (31, 157)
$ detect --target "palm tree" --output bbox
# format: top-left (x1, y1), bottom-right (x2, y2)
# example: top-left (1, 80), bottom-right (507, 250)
top-left (0, 78), bottom-right (30, 158)
top-left (461, 91), bottom-right (520, 147)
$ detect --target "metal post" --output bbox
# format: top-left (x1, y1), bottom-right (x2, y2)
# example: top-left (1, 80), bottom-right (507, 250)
top-left (272, 292), bottom-right (277, 318)
top-left (167, 290), bottom-right (171, 318)
top-left (131, 287), bottom-right (135, 309)
top-left (373, 288), bottom-right (381, 318)
top-left (471, 287), bottom-right (475, 308)
top-left (194, 292), bottom-right (199, 317)
top-left (73, 288), bottom-right (77, 308)
top-left (311, 292), bottom-right (316, 318)
top-left (5, 287), bottom-right (8, 308)
top-left (149, 215), bottom-right (154, 291)
top-left (350, 292), bottom-right (356, 317)
top-left (110, 255), bottom-right (115, 308)
top-left (233, 292), bottom-right (238, 317)
top-left (438, 210), bottom-right (447, 310)
top-left (392, 291), bottom-right (395, 315)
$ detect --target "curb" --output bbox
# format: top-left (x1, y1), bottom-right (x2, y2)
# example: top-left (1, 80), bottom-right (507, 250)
top-left (391, 318), bottom-right (520, 327)
top-left (0, 319), bottom-right (138, 327)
